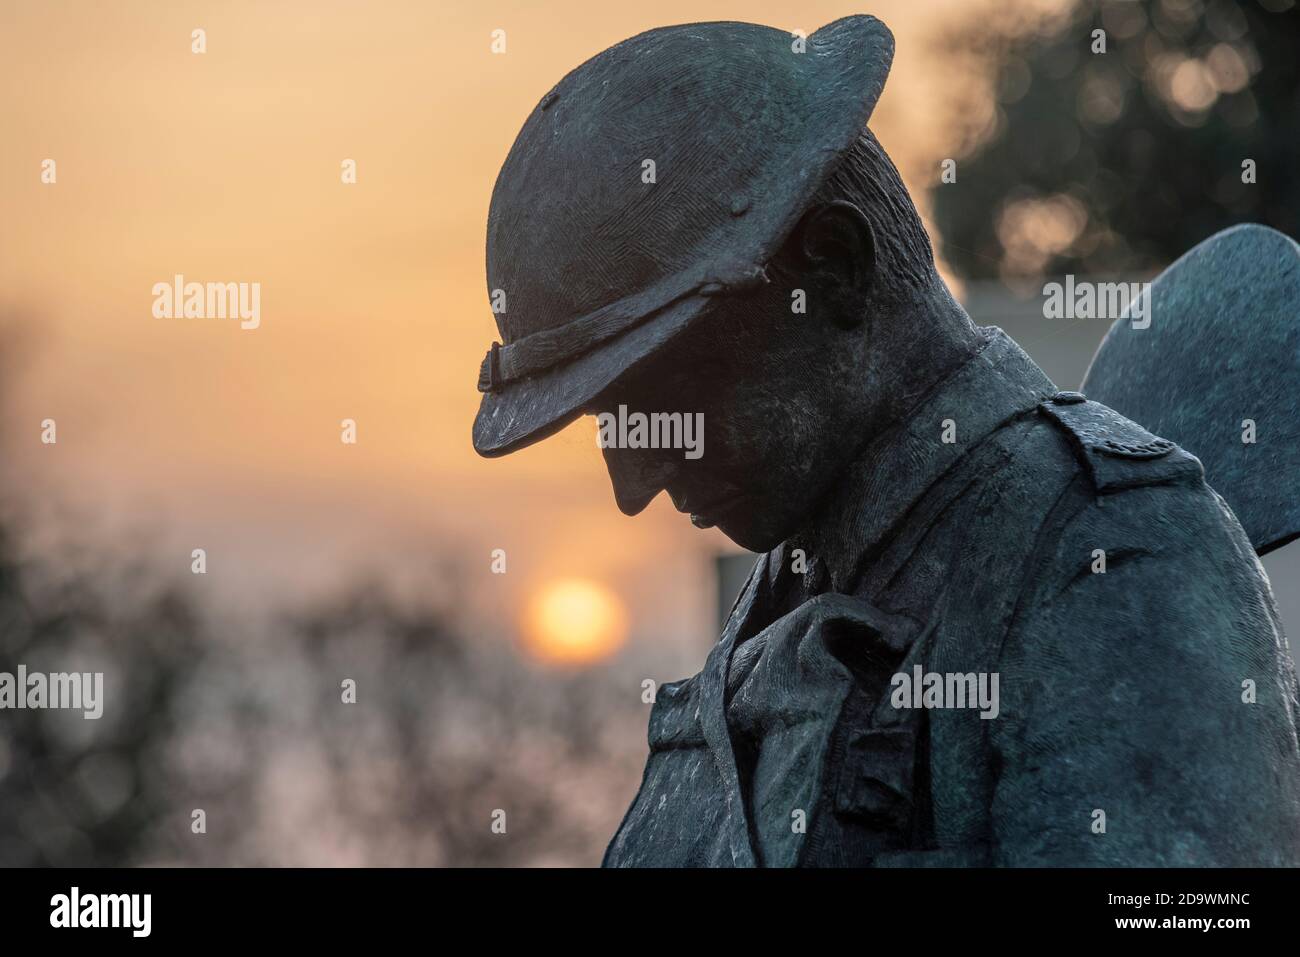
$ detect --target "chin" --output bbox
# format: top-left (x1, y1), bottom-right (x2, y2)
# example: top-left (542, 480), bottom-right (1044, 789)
top-left (715, 516), bottom-right (791, 555)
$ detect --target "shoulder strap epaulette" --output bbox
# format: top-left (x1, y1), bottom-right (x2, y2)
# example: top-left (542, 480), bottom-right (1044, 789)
top-left (1038, 391), bottom-right (1203, 493)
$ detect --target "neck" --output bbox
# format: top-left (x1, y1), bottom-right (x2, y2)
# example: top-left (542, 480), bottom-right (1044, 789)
top-left (872, 283), bottom-right (985, 426)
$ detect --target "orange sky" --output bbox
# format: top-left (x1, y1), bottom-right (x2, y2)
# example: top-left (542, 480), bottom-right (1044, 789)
top-left (0, 0), bottom-right (1062, 658)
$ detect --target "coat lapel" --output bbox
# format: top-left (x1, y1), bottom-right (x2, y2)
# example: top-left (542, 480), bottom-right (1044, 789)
top-left (699, 550), bottom-right (775, 867)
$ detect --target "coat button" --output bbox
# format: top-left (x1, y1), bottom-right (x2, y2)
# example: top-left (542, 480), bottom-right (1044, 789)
top-left (1051, 391), bottom-right (1087, 404)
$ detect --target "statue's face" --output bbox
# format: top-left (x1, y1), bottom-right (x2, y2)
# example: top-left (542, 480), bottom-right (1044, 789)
top-left (584, 200), bottom-right (907, 552)
top-left (588, 275), bottom-right (864, 553)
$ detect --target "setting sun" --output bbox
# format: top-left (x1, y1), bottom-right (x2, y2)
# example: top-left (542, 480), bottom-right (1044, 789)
top-left (523, 578), bottom-right (629, 666)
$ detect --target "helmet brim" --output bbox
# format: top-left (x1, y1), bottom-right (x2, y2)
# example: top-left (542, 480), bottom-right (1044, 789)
top-left (472, 292), bottom-right (709, 457)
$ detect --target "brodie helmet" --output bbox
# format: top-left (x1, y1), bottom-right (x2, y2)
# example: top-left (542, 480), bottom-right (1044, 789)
top-left (473, 15), bottom-right (894, 456)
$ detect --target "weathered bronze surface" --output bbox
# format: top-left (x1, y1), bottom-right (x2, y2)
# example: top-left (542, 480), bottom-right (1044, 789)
top-left (473, 16), bottom-right (1300, 866)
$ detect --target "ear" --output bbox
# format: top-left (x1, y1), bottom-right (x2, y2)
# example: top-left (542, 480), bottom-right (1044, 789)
top-left (793, 200), bottom-right (875, 330)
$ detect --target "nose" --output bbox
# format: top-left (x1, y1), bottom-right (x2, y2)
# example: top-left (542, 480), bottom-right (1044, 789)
top-left (601, 445), bottom-right (679, 516)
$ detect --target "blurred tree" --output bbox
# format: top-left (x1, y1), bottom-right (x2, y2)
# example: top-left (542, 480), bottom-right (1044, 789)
top-left (0, 530), bottom-right (215, 865)
top-left (932, 0), bottom-right (1300, 282)
top-left (0, 527), bottom-right (646, 866)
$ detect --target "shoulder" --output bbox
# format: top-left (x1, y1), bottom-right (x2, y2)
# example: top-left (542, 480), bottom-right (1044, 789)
top-left (942, 391), bottom-right (1209, 558)
top-left (1004, 391), bottom-right (1255, 603)
top-left (1004, 395), bottom-right (1270, 632)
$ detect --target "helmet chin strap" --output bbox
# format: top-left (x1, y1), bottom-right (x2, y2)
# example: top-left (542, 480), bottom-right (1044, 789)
top-left (477, 261), bottom-right (769, 394)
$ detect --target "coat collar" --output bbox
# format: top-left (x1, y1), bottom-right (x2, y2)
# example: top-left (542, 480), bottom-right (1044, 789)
top-left (794, 326), bottom-right (1056, 594)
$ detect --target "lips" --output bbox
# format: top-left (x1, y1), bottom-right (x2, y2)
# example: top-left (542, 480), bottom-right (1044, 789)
top-left (673, 489), bottom-right (748, 528)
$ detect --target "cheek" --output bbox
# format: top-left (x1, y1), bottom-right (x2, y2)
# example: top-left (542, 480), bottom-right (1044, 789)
top-left (697, 401), bottom-right (792, 477)
top-left (717, 398), bottom-right (838, 509)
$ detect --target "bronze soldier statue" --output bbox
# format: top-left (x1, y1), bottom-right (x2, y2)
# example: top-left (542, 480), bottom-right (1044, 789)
top-left (472, 15), bottom-right (1300, 866)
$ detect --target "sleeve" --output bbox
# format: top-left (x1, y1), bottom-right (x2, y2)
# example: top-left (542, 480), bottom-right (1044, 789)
top-left (988, 480), bottom-right (1300, 866)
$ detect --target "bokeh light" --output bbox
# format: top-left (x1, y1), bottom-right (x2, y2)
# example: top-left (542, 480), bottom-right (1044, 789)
top-left (523, 579), bottom-right (628, 666)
